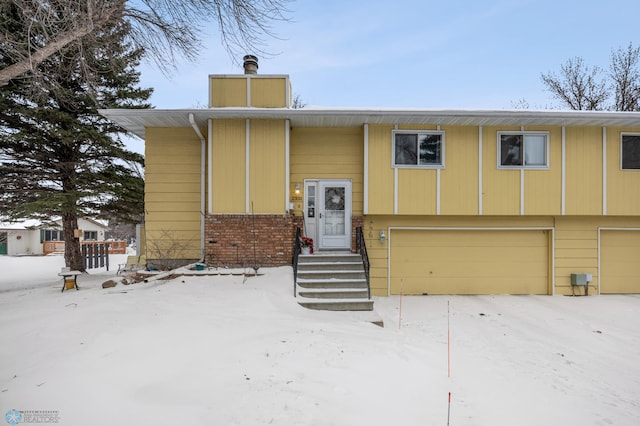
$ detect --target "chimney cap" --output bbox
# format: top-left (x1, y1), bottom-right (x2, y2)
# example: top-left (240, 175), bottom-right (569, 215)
top-left (243, 55), bottom-right (258, 74)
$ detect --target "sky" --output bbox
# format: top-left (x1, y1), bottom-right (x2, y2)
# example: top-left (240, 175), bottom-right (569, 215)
top-left (135, 0), bottom-right (640, 113)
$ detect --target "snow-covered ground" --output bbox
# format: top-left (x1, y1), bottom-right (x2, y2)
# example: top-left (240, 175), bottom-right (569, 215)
top-left (1, 254), bottom-right (639, 425)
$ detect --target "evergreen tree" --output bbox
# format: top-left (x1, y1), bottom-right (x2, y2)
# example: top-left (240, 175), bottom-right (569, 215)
top-left (0, 19), bottom-right (151, 271)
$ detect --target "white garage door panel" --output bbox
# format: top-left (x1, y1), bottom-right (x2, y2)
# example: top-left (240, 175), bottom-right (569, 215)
top-left (600, 231), bottom-right (640, 294)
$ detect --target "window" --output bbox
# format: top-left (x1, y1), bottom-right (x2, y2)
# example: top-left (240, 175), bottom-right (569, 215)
top-left (44, 229), bottom-right (64, 241)
top-left (621, 134), bottom-right (640, 170)
top-left (393, 131), bottom-right (444, 168)
top-left (498, 132), bottom-right (548, 168)
top-left (84, 231), bottom-right (98, 240)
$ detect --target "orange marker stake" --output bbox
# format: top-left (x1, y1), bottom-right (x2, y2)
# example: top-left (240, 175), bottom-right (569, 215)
top-left (398, 279), bottom-right (404, 330)
top-left (447, 392), bottom-right (451, 426)
top-left (448, 300), bottom-right (451, 378)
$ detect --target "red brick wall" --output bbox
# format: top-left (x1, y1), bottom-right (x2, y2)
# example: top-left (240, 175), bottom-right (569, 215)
top-left (206, 214), bottom-right (303, 267)
top-left (206, 215), bottom-right (364, 267)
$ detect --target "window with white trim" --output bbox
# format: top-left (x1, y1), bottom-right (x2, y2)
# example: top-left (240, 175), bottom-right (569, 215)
top-left (621, 133), bottom-right (640, 170)
top-left (498, 132), bottom-right (548, 168)
top-left (393, 131), bottom-right (444, 168)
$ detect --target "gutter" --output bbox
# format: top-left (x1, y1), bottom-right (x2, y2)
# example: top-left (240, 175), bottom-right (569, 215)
top-left (189, 113), bottom-right (206, 263)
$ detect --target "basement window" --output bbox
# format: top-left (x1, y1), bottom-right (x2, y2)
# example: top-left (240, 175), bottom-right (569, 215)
top-left (498, 132), bottom-right (548, 169)
top-left (393, 131), bottom-right (445, 168)
top-left (621, 133), bottom-right (640, 170)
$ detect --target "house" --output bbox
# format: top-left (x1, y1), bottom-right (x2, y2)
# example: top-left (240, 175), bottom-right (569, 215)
top-left (100, 56), bottom-right (640, 296)
top-left (0, 217), bottom-right (123, 255)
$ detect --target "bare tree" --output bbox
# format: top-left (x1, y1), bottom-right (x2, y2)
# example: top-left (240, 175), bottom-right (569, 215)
top-left (0, 0), bottom-right (290, 86)
top-left (610, 43), bottom-right (640, 111)
top-left (540, 57), bottom-right (609, 110)
top-left (291, 93), bottom-right (306, 109)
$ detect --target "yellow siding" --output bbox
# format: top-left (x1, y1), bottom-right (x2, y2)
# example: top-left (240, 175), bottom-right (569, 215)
top-left (565, 127), bottom-right (603, 215)
top-left (250, 120), bottom-right (286, 213)
top-left (397, 169), bottom-right (437, 214)
top-left (606, 127), bottom-right (640, 215)
top-left (145, 127), bottom-right (201, 260)
top-left (211, 119), bottom-right (246, 213)
top-left (210, 77), bottom-right (247, 107)
top-left (250, 78), bottom-right (287, 107)
top-left (440, 126), bottom-right (478, 215)
top-left (366, 125), bottom-right (395, 214)
top-left (290, 127), bottom-right (364, 215)
top-left (482, 126), bottom-right (520, 215)
top-left (524, 126), bottom-right (562, 215)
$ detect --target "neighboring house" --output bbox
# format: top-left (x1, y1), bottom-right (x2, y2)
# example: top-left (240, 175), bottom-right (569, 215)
top-left (0, 218), bottom-right (119, 255)
top-left (101, 56), bottom-right (640, 296)
top-left (0, 219), bottom-right (42, 256)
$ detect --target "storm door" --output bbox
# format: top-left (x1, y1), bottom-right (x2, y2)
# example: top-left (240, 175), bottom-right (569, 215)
top-left (318, 180), bottom-right (351, 249)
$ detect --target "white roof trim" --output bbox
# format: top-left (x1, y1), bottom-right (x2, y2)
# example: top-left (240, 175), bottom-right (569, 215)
top-left (99, 107), bottom-right (640, 139)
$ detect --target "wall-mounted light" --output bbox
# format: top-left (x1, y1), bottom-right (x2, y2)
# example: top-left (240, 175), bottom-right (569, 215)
top-left (379, 230), bottom-right (386, 243)
top-left (294, 182), bottom-right (301, 195)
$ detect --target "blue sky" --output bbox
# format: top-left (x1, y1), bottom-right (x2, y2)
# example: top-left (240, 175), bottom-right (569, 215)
top-left (137, 0), bottom-right (639, 111)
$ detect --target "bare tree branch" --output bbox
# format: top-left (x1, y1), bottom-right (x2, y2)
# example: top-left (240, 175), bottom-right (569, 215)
top-left (540, 57), bottom-right (609, 110)
top-left (0, 0), bottom-right (291, 86)
top-left (610, 42), bottom-right (640, 111)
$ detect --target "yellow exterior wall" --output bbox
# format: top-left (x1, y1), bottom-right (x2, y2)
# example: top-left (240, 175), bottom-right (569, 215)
top-left (145, 127), bottom-right (202, 260)
top-left (565, 127), bottom-right (603, 215)
top-left (210, 77), bottom-right (247, 107)
top-left (524, 126), bottom-right (562, 215)
top-left (440, 126), bottom-right (479, 215)
top-left (606, 127), bottom-right (640, 215)
top-left (290, 127), bottom-right (364, 215)
top-left (363, 215), bottom-right (640, 296)
top-left (250, 78), bottom-right (288, 107)
top-left (211, 119), bottom-right (246, 213)
top-left (209, 76), bottom-right (288, 108)
top-left (366, 125), bottom-right (395, 214)
top-left (482, 126), bottom-right (521, 215)
top-left (249, 120), bottom-right (287, 213)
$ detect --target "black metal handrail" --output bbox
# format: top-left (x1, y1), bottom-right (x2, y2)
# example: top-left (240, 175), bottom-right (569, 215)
top-left (292, 227), bottom-right (302, 297)
top-left (355, 226), bottom-right (371, 300)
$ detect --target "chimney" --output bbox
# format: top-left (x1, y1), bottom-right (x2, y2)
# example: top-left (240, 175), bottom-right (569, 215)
top-left (243, 55), bottom-right (258, 74)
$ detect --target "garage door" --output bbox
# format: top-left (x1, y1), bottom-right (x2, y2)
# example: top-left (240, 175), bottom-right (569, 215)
top-left (600, 230), bottom-right (640, 294)
top-left (390, 229), bottom-right (550, 295)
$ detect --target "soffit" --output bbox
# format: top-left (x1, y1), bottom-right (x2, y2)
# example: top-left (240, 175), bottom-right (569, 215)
top-left (99, 107), bottom-right (640, 139)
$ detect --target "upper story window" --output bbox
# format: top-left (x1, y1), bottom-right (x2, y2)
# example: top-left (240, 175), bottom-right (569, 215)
top-left (621, 133), bottom-right (640, 170)
top-left (84, 231), bottom-right (98, 240)
top-left (393, 130), bottom-right (445, 168)
top-left (498, 132), bottom-right (548, 169)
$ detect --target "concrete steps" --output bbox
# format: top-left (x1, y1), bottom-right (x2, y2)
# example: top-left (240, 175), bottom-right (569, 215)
top-left (296, 253), bottom-right (373, 311)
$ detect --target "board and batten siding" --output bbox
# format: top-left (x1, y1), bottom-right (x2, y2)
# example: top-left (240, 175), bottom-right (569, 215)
top-left (145, 127), bottom-right (202, 259)
top-left (365, 124), bottom-right (395, 215)
top-left (211, 119), bottom-right (246, 213)
top-left (605, 126), bottom-right (640, 215)
top-left (249, 119), bottom-right (287, 213)
top-left (210, 77), bottom-right (247, 107)
top-left (209, 75), bottom-right (289, 108)
top-left (564, 127), bottom-right (603, 215)
top-left (250, 78), bottom-right (288, 108)
top-left (290, 127), bottom-right (364, 216)
top-left (439, 126), bottom-right (479, 215)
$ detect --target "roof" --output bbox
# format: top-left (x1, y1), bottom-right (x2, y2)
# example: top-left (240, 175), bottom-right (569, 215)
top-left (99, 107), bottom-right (640, 139)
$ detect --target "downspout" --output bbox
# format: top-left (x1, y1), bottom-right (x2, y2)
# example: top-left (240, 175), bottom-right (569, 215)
top-left (189, 113), bottom-right (206, 262)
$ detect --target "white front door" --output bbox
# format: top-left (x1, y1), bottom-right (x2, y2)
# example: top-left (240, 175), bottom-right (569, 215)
top-left (318, 180), bottom-right (351, 249)
top-left (303, 180), bottom-right (352, 251)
